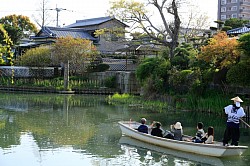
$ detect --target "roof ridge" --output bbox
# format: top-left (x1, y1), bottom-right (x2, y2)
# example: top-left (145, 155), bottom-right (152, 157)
top-left (76, 16), bottom-right (112, 23)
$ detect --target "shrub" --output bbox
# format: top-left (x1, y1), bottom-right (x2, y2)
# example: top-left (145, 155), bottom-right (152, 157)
top-left (226, 62), bottom-right (250, 86)
top-left (104, 76), bottom-right (116, 88)
top-left (87, 63), bottom-right (109, 72)
top-left (15, 46), bottom-right (52, 67)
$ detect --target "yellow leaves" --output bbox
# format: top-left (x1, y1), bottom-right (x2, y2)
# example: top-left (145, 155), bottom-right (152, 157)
top-left (198, 32), bottom-right (240, 69)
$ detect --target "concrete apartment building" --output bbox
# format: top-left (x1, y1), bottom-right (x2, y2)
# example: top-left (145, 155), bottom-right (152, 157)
top-left (218, 0), bottom-right (250, 21)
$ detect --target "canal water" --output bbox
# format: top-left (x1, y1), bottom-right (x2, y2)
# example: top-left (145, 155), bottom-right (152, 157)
top-left (0, 92), bottom-right (249, 166)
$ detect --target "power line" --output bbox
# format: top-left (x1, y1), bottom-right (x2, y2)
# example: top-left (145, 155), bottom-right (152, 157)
top-left (49, 5), bottom-right (68, 27)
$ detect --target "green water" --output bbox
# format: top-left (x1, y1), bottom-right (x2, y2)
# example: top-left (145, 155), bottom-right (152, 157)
top-left (0, 92), bottom-right (249, 166)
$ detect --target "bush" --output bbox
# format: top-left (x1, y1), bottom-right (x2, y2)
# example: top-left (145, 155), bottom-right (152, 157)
top-left (15, 46), bottom-right (52, 67)
top-left (104, 76), bottom-right (116, 88)
top-left (226, 62), bottom-right (250, 86)
top-left (87, 63), bottom-right (109, 72)
top-left (169, 69), bottom-right (201, 94)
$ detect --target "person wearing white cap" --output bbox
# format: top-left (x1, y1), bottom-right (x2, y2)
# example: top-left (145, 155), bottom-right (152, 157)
top-left (223, 96), bottom-right (245, 146)
top-left (164, 122), bottom-right (183, 140)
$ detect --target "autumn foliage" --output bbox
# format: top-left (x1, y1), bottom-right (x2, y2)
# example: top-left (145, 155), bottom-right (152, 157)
top-left (197, 32), bottom-right (240, 69)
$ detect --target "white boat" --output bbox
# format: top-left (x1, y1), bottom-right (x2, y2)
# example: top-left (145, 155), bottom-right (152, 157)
top-left (118, 121), bottom-right (248, 157)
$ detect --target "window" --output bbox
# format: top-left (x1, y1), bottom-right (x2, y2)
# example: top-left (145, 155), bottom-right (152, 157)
top-left (231, 6), bottom-right (237, 11)
top-left (221, 7), bottom-right (227, 12)
top-left (221, 15), bottom-right (227, 19)
top-left (232, 13), bottom-right (238, 18)
top-left (221, 0), bottom-right (226, 5)
top-left (231, 0), bottom-right (237, 3)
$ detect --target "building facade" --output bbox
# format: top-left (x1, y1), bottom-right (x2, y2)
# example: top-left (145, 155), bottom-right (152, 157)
top-left (218, 0), bottom-right (250, 21)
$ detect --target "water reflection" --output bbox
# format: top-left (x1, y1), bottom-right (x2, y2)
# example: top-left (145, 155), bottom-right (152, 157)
top-left (0, 92), bottom-right (249, 166)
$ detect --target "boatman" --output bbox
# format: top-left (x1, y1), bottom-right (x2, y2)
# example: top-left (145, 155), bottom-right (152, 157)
top-left (223, 96), bottom-right (245, 146)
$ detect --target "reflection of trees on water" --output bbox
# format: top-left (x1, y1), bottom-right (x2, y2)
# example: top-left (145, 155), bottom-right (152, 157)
top-left (0, 92), bottom-right (249, 161)
top-left (0, 93), bottom-right (125, 157)
top-left (0, 111), bottom-right (21, 148)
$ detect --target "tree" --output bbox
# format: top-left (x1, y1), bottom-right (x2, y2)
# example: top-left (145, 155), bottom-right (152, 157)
top-left (0, 24), bottom-right (14, 66)
top-left (238, 33), bottom-right (250, 57)
top-left (180, 3), bottom-right (210, 43)
top-left (109, 0), bottom-right (181, 59)
top-left (51, 36), bottom-right (98, 90)
top-left (197, 31), bottom-right (240, 70)
top-left (0, 24), bottom-right (14, 84)
top-left (136, 57), bottom-right (171, 96)
top-left (0, 14), bottom-right (38, 44)
top-left (224, 18), bottom-right (249, 29)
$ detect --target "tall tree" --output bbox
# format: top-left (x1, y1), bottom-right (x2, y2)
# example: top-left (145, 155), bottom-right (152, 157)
top-left (197, 31), bottom-right (240, 70)
top-left (0, 24), bottom-right (14, 83)
top-left (51, 36), bottom-right (98, 90)
top-left (0, 15), bottom-right (38, 44)
top-left (109, 0), bottom-right (181, 59)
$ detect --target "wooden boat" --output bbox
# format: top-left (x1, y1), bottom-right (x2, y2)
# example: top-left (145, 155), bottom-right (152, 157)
top-left (118, 121), bottom-right (248, 157)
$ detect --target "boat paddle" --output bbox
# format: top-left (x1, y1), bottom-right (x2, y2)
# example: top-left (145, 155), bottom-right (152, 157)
top-left (240, 118), bottom-right (250, 128)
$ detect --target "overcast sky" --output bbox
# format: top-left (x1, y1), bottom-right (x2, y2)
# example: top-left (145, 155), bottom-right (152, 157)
top-left (0, 0), bottom-right (218, 28)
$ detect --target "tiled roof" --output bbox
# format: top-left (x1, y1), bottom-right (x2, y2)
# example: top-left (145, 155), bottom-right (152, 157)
top-left (66, 16), bottom-right (128, 28)
top-left (227, 26), bottom-right (250, 35)
top-left (34, 26), bottom-right (97, 41)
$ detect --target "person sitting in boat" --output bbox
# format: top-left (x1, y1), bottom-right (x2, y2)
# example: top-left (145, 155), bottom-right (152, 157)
top-left (164, 122), bottom-right (183, 140)
top-left (138, 118), bottom-right (149, 134)
top-left (151, 122), bottom-right (164, 137)
top-left (192, 122), bottom-right (205, 143)
top-left (202, 126), bottom-right (214, 144)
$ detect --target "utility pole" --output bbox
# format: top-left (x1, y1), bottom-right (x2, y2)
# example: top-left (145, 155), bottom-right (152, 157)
top-left (50, 5), bottom-right (66, 27)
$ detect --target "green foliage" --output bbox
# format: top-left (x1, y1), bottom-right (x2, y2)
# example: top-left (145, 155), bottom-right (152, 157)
top-left (136, 57), bottom-right (170, 83)
top-left (238, 33), bottom-right (250, 57)
top-left (169, 69), bottom-right (201, 94)
top-left (171, 43), bottom-right (198, 70)
top-left (221, 26), bottom-right (232, 31)
top-left (15, 46), bottom-right (52, 67)
top-left (104, 76), bottom-right (116, 88)
top-left (226, 62), bottom-right (250, 86)
top-left (159, 47), bottom-right (170, 60)
top-left (0, 24), bottom-right (22, 45)
top-left (107, 93), bottom-right (168, 111)
top-left (176, 92), bottom-right (229, 113)
top-left (136, 57), bottom-right (171, 95)
top-left (87, 63), bottom-right (110, 72)
top-left (0, 14), bottom-right (38, 44)
top-left (224, 18), bottom-right (249, 29)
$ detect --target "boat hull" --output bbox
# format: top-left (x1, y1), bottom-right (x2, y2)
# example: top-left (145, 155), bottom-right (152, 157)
top-left (118, 121), bottom-right (248, 157)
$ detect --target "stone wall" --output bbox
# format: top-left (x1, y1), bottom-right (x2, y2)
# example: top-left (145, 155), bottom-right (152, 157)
top-left (88, 71), bottom-right (140, 94)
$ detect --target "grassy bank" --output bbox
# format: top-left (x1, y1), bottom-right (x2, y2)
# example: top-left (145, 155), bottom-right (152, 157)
top-left (107, 92), bottom-right (250, 114)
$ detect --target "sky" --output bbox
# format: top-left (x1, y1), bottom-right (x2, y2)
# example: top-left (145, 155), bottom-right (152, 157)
top-left (0, 0), bottom-right (218, 28)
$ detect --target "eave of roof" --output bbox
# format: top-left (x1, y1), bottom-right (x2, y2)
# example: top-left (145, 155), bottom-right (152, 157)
top-left (33, 26), bottom-right (97, 41)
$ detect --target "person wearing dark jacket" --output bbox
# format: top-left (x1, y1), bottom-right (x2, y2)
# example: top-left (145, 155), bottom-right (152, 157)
top-left (151, 122), bottom-right (164, 137)
top-left (138, 118), bottom-right (148, 134)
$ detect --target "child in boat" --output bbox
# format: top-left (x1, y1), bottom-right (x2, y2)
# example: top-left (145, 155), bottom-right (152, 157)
top-left (202, 126), bottom-right (214, 144)
top-left (151, 122), bottom-right (164, 137)
top-left (192, 122), bottom-right (205, 143)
